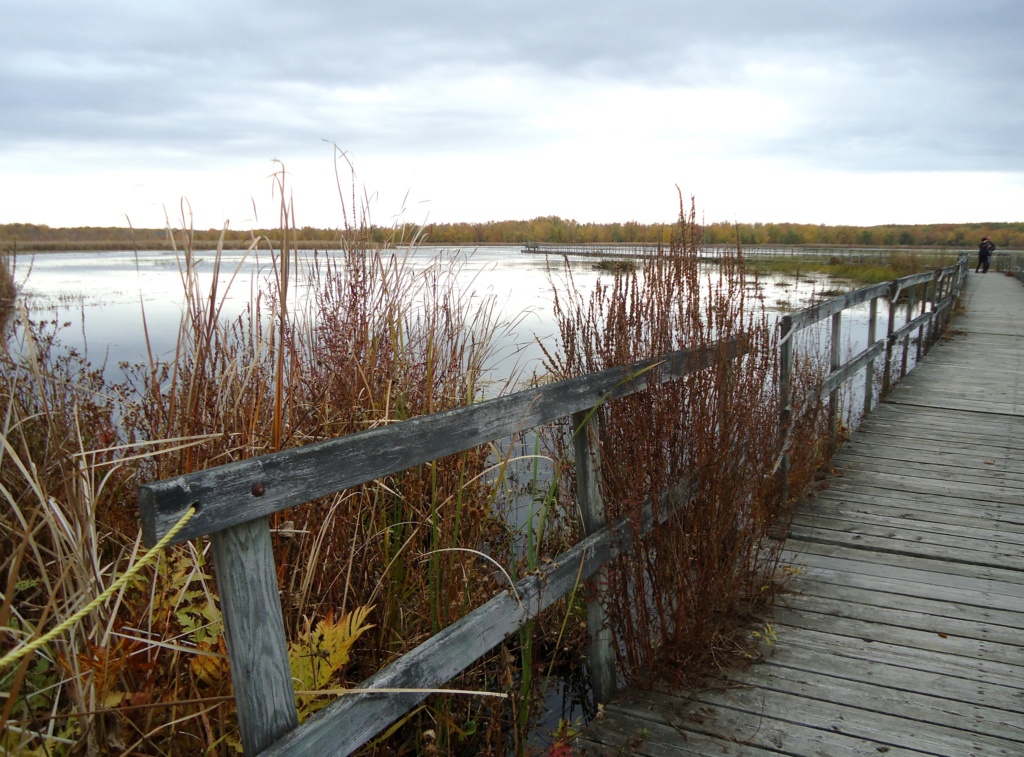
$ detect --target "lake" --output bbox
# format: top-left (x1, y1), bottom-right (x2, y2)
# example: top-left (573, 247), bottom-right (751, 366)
top-left (12, 245), bottom-right (881, 384)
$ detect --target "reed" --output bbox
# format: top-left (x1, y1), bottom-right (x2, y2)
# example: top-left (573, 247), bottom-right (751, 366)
top-left (0, 175), bottom-right (543, 754)
top-left (0, 255), bottom-right (15, 333)
top-left (542, 196), bottom-right (828, 687)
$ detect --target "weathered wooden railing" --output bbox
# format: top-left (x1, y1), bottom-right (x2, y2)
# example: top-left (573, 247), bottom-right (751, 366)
top-left (998, 251), bottom-right (1024, 282)
top-left (138, 338), bottom-right (749, 755)
top-left (137, 255), bottom-right (969, 755)
top-left (777, 255), bottom-right (968, 494)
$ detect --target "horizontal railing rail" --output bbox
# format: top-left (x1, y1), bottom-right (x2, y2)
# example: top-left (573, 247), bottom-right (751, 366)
top-left (138, 337), bottom-right (748, 754)
top-left (139, 340), bottom-right (744, 546)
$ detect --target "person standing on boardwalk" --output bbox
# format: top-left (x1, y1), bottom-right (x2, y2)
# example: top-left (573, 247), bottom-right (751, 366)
top-left (976, 236), bottom-right (996, 273)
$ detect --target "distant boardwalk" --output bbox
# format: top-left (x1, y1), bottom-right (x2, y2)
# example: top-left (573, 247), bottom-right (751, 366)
top-left (580, 271), bottom-right (1024, 756)
top-left (521, 242), bottom-right (966, 263)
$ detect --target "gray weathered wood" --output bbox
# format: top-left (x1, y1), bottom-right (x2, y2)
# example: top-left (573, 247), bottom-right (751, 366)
top-left (863, 296), bottom-right (877, 416)
top-left (572, 409), bottom-right (617, 704)
top-left (882, 280), bottom-right (899, 393)
top-left (777, 314), bottom-right (793, 500)
top-left (139, 339), bottom-right (742, 546)
top-left (900, 281), bottom-right (915, 378)
top-left (787, 281), bottom-right (890, 331)
top-left (262, 478), bottom-right (691, 756)
top-left (828, 310), bottom-right (841, 437)
top-left (888, 308), bottom-right (933, 344)
top-left (210, 517), bottom-right (298, 753)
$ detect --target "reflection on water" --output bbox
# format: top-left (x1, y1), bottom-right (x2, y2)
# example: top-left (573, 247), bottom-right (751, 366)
top-left (16, 246), bottom-right (848, 375)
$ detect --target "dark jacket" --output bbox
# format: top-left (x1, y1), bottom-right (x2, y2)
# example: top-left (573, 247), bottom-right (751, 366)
top-left (979, 239), bottom-right (996, 260)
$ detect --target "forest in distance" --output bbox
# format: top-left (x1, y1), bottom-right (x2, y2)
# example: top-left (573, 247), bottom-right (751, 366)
top-left (3, 217), bottom-right (1024, 252)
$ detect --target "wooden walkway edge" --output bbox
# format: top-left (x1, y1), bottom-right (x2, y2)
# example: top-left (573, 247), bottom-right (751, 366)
top-left (579, 271), bottom-right (1024, 756)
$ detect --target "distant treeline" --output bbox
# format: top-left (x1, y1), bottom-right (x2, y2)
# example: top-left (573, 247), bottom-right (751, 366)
top-left (3, 218), bottom-right (1023, 252)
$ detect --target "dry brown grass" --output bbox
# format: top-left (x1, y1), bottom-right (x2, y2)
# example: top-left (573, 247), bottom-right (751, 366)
top-left (543, 195), bottom-right (828, 687)
top-left (0, 256), bottom-right (15, 334)
top-left (0, 177), bottom-right (534, 754)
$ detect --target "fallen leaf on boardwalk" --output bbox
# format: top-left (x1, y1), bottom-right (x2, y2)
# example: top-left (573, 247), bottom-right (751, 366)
top-left (937, 632), bottom-right (948, 638)
top-left (984, 459), bottom-right (996, 465)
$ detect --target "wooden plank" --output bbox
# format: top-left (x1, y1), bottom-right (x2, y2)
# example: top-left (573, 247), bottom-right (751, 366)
top-left (807, 491), bottom-right (1024, 532)
top-left (139, 339), bottom-right (742, 545)
top-left (777, 625), bottom-right (1024, 692)
top-left (769, 605), bottom-right (1024, 668)
top-left (857, 408), bottom-right (1024, 438)
top-left (786, 566), bottom-right (1024, 622)
top-left (683, 674), bottom-right (1024, 755)
top-left (572, 409), bottom-right (616, 704)
top-left (587, 687), bottom-right (925, 757)
top-left (784, 541), bottom-right (1024, 599)
top-left (786, 524), bottom-right (1024, 572)
top-left (791, 509), bottom-right (1024, 549)
top-left (788, 516), bottom-right (1024, 559)
top-left (775, 592), bottom-right (1024, 649)
top-left (835, 445), bottom-right (1024, 473)
top-left (580, 706), bottom-right (783, 756)
top-left (798, 491), bottom-right (1024, 528)
top-left (720, 663), bottom-right (1024, 747)
top-left (808, 470), bottom-right (1024, 506)
top-left (815, 478), bottom-right (1024, 510)
top-left (210, 518), bottom-right (298, 754)
top-left (833, 450), bottom-right (1024, 484)
top-left (759, 634), bottom-right (1024, 711)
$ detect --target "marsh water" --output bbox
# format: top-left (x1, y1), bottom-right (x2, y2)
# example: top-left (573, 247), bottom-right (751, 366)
top-left (12, 245), bottom-right (891, 375)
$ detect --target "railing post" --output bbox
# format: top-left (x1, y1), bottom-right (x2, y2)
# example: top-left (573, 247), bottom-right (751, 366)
top-left (210, 518), bottom-right (298, 754)
top-left (882, 282), bottom-right (899, 396)
top-left (916, 279), bottom-right (929, 362)
top-left (829, 311), bottom-right (842, 441)
top-left (864, 296), bottom-right (878, 418)
top-left (778, 315), bottom-right (793, 502)
top-left (927, 274), bottom-right (939, 349)
top-left (901, 284), bottom-right (915, 379)
top-left (571, 410), bottom-right (617, 705)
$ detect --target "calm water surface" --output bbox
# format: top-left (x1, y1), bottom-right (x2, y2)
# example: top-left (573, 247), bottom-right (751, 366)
top-left (15, 246), bottom-right (850, 379)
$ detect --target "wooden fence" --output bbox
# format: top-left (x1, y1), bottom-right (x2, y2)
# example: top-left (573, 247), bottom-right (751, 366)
top-left (137, 256), bottom-right (967, 755)
top-left (777, 255), bottom-right (968, 496)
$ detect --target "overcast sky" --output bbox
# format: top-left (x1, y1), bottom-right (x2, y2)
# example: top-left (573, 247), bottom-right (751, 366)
top-left (3, 0), bottom-right (1023, 230)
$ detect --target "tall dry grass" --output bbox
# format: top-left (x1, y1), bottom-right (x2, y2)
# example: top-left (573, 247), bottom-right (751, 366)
top-left (543, 196), bottom-right (827, 686)
top-left (0, 181), bottom-right (543, 754)
top-left (0, 255), bottom-right (15, 333)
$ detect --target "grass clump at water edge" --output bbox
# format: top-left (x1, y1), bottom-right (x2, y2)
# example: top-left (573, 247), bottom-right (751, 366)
top-left (0, 186), bottom-right (559, 754)
top-left (543, 196), bottom-right (829, 688)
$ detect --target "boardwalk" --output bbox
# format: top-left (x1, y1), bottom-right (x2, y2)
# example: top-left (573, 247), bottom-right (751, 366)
top-left (579, 271), bottom-right (1024, 756)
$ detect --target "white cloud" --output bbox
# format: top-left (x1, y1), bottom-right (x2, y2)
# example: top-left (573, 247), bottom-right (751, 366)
top-left (2, 0), bottom-right (1023, 227)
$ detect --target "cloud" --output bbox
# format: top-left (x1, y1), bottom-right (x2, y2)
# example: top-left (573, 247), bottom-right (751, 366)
top-left (3, 1), bottom-right (1024, 224)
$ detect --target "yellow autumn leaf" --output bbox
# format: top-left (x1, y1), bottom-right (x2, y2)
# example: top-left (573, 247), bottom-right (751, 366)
top-left (289, 605), bottom-right (375, 719)
top-left (191, 649), bottom-right (227, 685)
